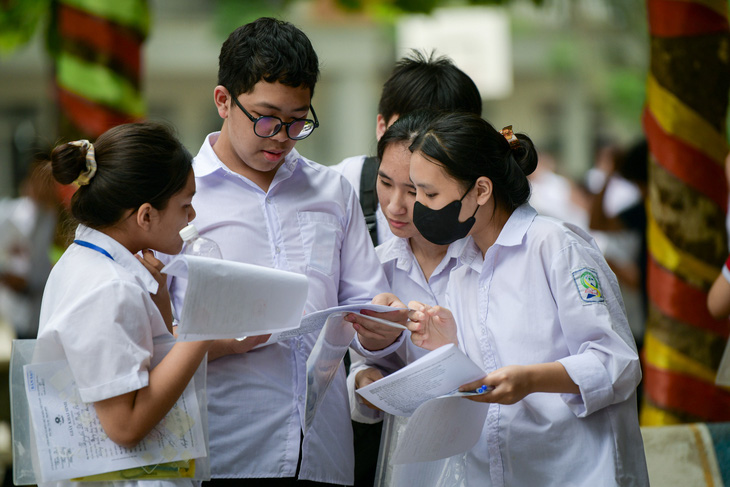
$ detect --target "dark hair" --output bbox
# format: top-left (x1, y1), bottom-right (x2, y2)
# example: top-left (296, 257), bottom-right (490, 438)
top-left (410, 112), bottom-right (538, 211)
top-left (218, 17), bottom-right (319, 98)
top-left (51, 121), bottom-right (193, 228)
top-left (378, 50), bottom-right (482, 124)
top-left (617, 138), bottom-right (648, 184)
top-left (377, 109), bottom-right (442, 161)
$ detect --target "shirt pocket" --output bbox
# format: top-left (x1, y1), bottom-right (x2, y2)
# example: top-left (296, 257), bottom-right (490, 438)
top-left (297, 211), bottom-right (342, 276)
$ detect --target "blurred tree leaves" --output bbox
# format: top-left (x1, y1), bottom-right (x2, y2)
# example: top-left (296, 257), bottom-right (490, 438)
top-left (0, 0), bottom-right (50, 54)
top-left (213, 0), bottom-right (545, 36)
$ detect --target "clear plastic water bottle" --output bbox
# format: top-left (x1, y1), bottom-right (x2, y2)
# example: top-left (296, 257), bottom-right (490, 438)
top-left (179, 224), bottom-right (223, 259)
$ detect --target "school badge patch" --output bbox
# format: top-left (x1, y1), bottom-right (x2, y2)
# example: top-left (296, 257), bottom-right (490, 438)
top-left (572, 268), bottom-right (605, 304)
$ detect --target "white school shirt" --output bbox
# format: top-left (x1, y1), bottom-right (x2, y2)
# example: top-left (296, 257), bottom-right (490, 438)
top-left (35, 225), bottom-right (194, 487)
top-left (331, 155), bottom-right (395, 246)
top-left (448, 204), bottom-right (649, 487)
top-left (169, 133), bottom-right (392, 484)
top-left (348, 236), bottom-right (466, 422)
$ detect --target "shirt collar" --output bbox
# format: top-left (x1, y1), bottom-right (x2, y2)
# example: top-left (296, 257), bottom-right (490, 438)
top-left (493, 204), bottom-right (537, 248)
top-left (456, 204), bottom-right (537, 273)
top-left (193, 132), bottom-right (303, 180)
top-left (74, 224), bottom-right (159, 294)
top-left (456, 237), bottom-right (483, 272)
top-left (381, 237), bottom-right (468, 276)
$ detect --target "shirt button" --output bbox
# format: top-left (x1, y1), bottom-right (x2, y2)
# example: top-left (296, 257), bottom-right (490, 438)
top-left (265, 197), bottom-right (271, 204)
top-left (481, 326), bottom-right (487, 335)
top-left (275, 247), bottom-right (281, 254)
top-left (298, 395), bottom-right (304, 402)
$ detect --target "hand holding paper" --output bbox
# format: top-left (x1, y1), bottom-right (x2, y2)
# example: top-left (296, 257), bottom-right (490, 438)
top-left (356, 344), bottom-right (490, 464)
top-left (459, 362), bottom-right (579, 404)
top-left (348, 292), bottom-right (409, 351)
top-left (354, 367), bottom-right (386, 410)
top-left (207, 335), bottom-right (272, 361)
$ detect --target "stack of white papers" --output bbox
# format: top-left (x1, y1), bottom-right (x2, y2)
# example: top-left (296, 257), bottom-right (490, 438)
top-left (162, 255), bottom-right (309, 341)
top-left (357, 344), bottom-right (490, 464)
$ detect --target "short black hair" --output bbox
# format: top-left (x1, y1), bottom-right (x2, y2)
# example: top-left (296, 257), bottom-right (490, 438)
top-left (378, 50), bottom-right (482, 124)
top-left (218, 17), bottom-right (320, 98)
top-left (51, 121), bottom-right (192, 228)
top-left (410, 112), bottom-right (538, 211)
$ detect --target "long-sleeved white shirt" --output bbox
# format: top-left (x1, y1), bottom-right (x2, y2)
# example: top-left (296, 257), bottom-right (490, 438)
top-left (170, 133), bottom-right (391, 484)
top-left (348, 236), bottom-right (466, 422)
top-left (348, 236), bottom-right (468, 487)
top-left (449, 204), bottom-right (649, 486)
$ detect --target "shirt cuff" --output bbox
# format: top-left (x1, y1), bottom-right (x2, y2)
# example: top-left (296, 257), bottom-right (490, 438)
top-left (350, 331), bottom-right (405, 358)
top-left (558, 353), bottom-right (614, 417)
top-left (347, 364), bottom-right (384, 424)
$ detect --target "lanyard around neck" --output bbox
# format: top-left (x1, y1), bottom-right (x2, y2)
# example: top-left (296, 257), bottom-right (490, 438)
top-left (73, 239), bottom-right (114, 261)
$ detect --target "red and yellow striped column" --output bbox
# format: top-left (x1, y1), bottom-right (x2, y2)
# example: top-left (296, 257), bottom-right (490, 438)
top-left (641, 0), bottom-right (730, 425)
top-left (51, 0), bottom-right (149, 139)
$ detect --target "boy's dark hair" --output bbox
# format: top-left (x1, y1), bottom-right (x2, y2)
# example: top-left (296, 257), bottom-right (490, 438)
top-left (51, 121), bottom-right (193, 229)
top-left (218, 17), bottom-right (320, 98)
top-left (377, 50), bottom-right (482, 124)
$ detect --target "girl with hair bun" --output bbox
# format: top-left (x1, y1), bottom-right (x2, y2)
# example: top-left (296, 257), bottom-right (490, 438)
top-left (34, 121), bottom-right (211, 487)
top-left (405, 112), bottom-right (649, 486)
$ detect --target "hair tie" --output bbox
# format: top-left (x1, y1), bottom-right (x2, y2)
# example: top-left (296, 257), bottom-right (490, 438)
top-left (68, 139), bottom-right (97, 186)
top-left (500, 125), bottom-right (520, 149)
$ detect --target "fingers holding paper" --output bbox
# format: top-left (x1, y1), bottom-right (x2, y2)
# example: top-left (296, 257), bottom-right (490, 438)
top-left (348, 310), bottom-right (404, 351)
top-left (459, 365), bottom-right (534, 405)
top-left (207, 335), bottom-right (272, 361)
top-left (354, 367), bottom-right (385, 410)
top-left (407, 301), bottom-right (458, 350)
top-left (347, 292), bottom-right (408, 351)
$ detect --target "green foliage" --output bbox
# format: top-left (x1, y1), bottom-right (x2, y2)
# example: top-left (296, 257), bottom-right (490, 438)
top-left (333, 0), bottom-right (544, 14)
top-left (607, 67), bottom-right (646, 124)
top-left (213, 0), bottom-right (291, 40)
top-left (0, 0), bottom-right (50, 55)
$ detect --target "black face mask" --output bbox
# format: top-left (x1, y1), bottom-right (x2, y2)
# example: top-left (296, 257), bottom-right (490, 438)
top-left (413, 185), bottom-right (479, 245)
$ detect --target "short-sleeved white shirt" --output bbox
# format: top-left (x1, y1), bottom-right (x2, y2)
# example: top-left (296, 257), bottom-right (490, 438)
top-left (169, 134), bottom-right (393, 484)
top-left (330, 155), bottom-right (395, 246)
top-left (35, 225), bottom-right (192, 487)
top-left (449, 204), bottom-right (649, 486)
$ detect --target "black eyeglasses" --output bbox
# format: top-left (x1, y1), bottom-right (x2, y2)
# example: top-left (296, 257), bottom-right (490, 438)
top-left (230, 94), bottom-right (319, 140)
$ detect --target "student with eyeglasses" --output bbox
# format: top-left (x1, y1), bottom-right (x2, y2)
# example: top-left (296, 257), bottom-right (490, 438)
top-left (165, 17), bottom-right (405, 487)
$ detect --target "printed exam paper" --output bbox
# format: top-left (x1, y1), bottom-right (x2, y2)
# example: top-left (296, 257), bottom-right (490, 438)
top-left (24, 360), bottom-right (206, 482)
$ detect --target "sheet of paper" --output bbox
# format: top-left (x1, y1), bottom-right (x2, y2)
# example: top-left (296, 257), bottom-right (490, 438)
top-left (24, 360), bottom-right (206, 482)
top-left (162, 255), bottom-right (309, 340)
top-left (391, 395), bottom-right (489, 464)
top-left (356, 343), bottom-right (486, 417)
top-left (261, 303), bottom-right (407, 345)
top-left (716, 338), bottom-right (730, 387)
top-left (303, 312), bottom-right (356, 432)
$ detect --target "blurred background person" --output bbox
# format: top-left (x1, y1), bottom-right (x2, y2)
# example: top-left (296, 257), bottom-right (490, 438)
top-left (0, 161), bottom-right (61, 341)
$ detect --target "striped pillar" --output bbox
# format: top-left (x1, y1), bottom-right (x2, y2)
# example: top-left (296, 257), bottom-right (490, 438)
top-left (641, 0), bottom-right (730, 425)
top-left (51, 0), bottom-right (149, 139)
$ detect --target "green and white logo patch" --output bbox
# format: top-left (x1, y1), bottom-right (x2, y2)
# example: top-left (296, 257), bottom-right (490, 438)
top-left (572, 268), bottom-right (604, 304)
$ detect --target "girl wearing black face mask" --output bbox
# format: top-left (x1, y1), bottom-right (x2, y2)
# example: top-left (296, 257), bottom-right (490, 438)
top-left (404, 112), bottom-right (649, 486)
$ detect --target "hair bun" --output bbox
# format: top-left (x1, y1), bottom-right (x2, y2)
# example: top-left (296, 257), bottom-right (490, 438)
top-left (51, 142), bottom-right (90, 186)
top-left (512, 133), bottom-right (538, 177)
